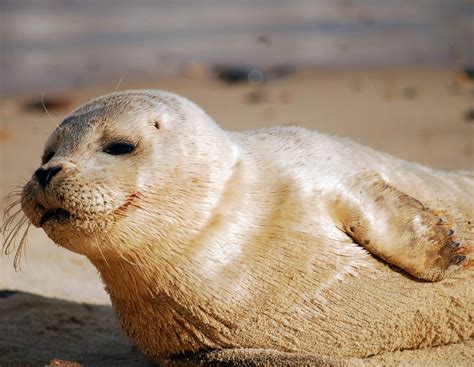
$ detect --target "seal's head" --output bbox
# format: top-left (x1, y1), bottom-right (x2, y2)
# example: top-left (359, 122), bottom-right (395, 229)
top-left (19, 90), bottom-right (237, 260)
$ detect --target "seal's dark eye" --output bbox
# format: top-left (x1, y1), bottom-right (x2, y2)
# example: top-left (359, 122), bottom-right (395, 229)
top-left (103, 141), bottom-right (135, 156)
top-left (42, 151), bottom-right (55, 164)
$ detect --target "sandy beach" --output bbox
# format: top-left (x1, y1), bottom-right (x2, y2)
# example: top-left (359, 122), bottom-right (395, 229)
top-left (0, 67), bottom-right (473, 365)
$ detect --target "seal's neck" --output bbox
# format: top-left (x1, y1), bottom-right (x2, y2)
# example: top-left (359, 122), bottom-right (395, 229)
top-left (94, 249), bottom-right (237, 358)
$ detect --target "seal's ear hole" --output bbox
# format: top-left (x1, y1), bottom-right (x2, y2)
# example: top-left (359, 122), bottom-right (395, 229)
top-left (154, 121), bottom-right (160, 130)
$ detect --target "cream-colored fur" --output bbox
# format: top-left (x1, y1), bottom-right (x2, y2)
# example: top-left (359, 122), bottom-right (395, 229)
top-left (11, 90), bottom-right (473, 362)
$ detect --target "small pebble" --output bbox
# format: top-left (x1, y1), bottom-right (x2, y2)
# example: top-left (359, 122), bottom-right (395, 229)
top-left (245, 90), bottom-right (267, 104)
top-left (402, 86), bottom-right (419, 99)
top-left (463, 108), bottom-right (474, 123)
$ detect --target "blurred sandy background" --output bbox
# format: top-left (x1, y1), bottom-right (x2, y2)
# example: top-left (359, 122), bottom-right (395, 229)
top-left (0, 0), bottom-right (473, 365)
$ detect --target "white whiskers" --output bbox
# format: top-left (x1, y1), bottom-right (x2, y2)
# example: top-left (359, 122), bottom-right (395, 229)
top-left (1, 189), bottom-right (31, 271)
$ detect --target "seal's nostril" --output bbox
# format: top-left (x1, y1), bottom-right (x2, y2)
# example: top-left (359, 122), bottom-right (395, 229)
top-left (34, 168), bottom-right (47, 186)
top-left (34, 165), bottom-right (62, 187)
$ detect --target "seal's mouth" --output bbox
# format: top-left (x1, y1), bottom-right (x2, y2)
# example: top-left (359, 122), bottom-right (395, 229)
top-left (39, 207), bottom-right (71, 227)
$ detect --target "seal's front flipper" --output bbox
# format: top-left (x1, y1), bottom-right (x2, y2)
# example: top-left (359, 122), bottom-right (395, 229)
top-left (331, 174), bottom-right (472, 281)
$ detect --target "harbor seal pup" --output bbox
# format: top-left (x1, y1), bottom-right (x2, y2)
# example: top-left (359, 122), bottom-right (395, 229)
top-left (4, 90), bottom-right (473, 363)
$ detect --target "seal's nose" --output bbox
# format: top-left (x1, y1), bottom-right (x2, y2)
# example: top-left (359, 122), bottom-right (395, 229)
top-left (34, 166), bottom-right (62, 187)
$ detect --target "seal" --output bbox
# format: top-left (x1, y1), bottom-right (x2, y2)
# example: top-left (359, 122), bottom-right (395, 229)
top-left (5, 90), bottom-right (473, 362)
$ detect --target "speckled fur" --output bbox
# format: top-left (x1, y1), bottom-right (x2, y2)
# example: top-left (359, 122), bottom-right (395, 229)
top-left (19, 90), bottom-right (473, 362)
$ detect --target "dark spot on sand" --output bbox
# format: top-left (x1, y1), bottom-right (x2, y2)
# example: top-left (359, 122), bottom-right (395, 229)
top-left (24, 96), bottom-right (74, 112)
top-left (402, 86), bottom-right (419, 99)
top-left (463, 108), bottom-right (474, 123)
top-left (245, 90), bottom-right (267, 104)
top-left (213, 64), bottom-right (294, 85)
top-left (463, 67), bottom-right (474, 80)
top-left (257, 35), bottom-right (271, 47)
top-left (213, 65), bottom-right (257, 84)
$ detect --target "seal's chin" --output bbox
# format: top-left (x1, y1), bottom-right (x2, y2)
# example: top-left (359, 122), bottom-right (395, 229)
top-left (39, 207), bottom-right (71, 227)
